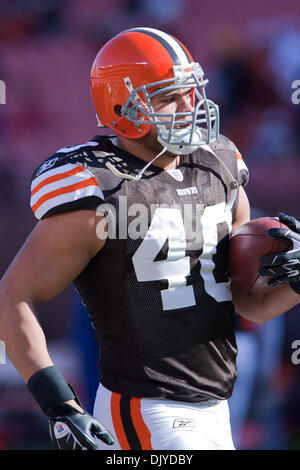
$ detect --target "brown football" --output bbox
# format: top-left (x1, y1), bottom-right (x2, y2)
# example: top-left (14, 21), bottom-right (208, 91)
top-left (228, 217), bottom-right (290, 293)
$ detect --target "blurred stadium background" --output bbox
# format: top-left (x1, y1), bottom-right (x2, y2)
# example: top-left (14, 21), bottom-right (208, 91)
top-left (0, 0), bottom-right (300, 450)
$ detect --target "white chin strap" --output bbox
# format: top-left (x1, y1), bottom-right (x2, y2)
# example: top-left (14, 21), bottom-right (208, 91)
top-left (105, 146), bottom-right (168, 181)
top-left (157, 126), bottom-right (203, 155)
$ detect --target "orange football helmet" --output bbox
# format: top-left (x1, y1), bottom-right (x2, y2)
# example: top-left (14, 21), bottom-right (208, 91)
top-left (90, 27), bottom-right (219, 155)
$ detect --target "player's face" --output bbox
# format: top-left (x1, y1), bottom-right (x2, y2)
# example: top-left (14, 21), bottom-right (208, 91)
top-left (137, 88), bottom-right (194, 156)
top-left (151, 87), bottom-right (194, 124)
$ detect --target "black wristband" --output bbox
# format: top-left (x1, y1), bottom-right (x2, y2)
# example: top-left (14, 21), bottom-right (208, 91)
top-left (27, 366), bottom-right (75, 415)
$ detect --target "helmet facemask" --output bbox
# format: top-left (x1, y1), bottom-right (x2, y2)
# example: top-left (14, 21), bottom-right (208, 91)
top-left (120, 62), bottom-right (219, 155)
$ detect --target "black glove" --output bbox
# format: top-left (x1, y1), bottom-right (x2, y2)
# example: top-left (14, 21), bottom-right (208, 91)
top-left (27, 366), bottom-right (115, 450)
top-left (48, 401), bottom-right (115, 450)
top-left (259, 212), bottom-right (300, 294)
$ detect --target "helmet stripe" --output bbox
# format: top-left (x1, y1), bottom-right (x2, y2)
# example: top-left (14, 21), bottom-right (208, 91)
top-left (126, 27), bottom-right (191, 67)
top-left (170, 35), bottom-right (193, 64)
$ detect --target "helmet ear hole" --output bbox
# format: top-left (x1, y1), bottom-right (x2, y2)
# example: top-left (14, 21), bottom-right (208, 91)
top-left (114, 105), bottom-right (122, 116)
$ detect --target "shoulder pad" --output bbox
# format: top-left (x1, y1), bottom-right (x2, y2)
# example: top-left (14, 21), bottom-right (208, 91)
top-left (211, 134), bottom-right (249, 187)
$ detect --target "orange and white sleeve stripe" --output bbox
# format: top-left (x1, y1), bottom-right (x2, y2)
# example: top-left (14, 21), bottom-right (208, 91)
top-left (235, 146), bottom-right (248, 175)
top-left (234, 146), bottom-right (249, 186)
top-left (30, 163), bottom-right (104, 220)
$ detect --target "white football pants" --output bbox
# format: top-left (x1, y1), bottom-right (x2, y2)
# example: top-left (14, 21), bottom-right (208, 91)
top-left (93, 383), bottom-right (235, 450)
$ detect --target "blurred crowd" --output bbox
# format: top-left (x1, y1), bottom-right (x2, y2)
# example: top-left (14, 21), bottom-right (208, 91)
top-left (0, 0), bottom-right (300, 450)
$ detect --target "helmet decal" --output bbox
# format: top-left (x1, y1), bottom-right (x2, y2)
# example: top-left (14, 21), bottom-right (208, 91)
top-left (126, 27), bottom-right (192, 67)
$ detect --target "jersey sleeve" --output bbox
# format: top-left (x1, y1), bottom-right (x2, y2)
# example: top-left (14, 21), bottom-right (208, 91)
top-left (30, 160), bottom-right (105, 220)
top-left (234, 146), bottom-right (249, 187)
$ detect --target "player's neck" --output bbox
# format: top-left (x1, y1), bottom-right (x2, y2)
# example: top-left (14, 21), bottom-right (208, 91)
top-left (116, 136), bottom-right (181, 169)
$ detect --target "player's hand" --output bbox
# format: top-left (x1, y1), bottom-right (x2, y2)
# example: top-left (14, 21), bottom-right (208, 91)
top-left (258, 212), bottom-right (300, 294)
top-left (47, 402), bottom-right (115, 450)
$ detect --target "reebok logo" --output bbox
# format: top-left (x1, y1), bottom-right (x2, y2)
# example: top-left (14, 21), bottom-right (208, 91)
top-left (36, 157), bottom-right (59, 176)
top-left (173, 418), bottom-right (195, 428)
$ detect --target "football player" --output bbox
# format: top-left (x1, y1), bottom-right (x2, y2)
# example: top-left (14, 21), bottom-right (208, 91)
top-left (0, 27), bottom-right (299, 450)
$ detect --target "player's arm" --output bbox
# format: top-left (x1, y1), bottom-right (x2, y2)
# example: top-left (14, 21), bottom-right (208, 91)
top-left (231, 279), bottom-right (300, 324)
top-left (0, 210), bottom-right (105, 380)
top-left (230, 192), bottom-right (300, 323)
top-left (231, 185), bottom-right (250, 235)
top-left (0, 209), bottom-right (114, 448)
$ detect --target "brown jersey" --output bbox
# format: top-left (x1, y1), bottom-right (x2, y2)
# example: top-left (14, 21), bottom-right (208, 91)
top-left (30, 135), bottom-right (249, 403)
